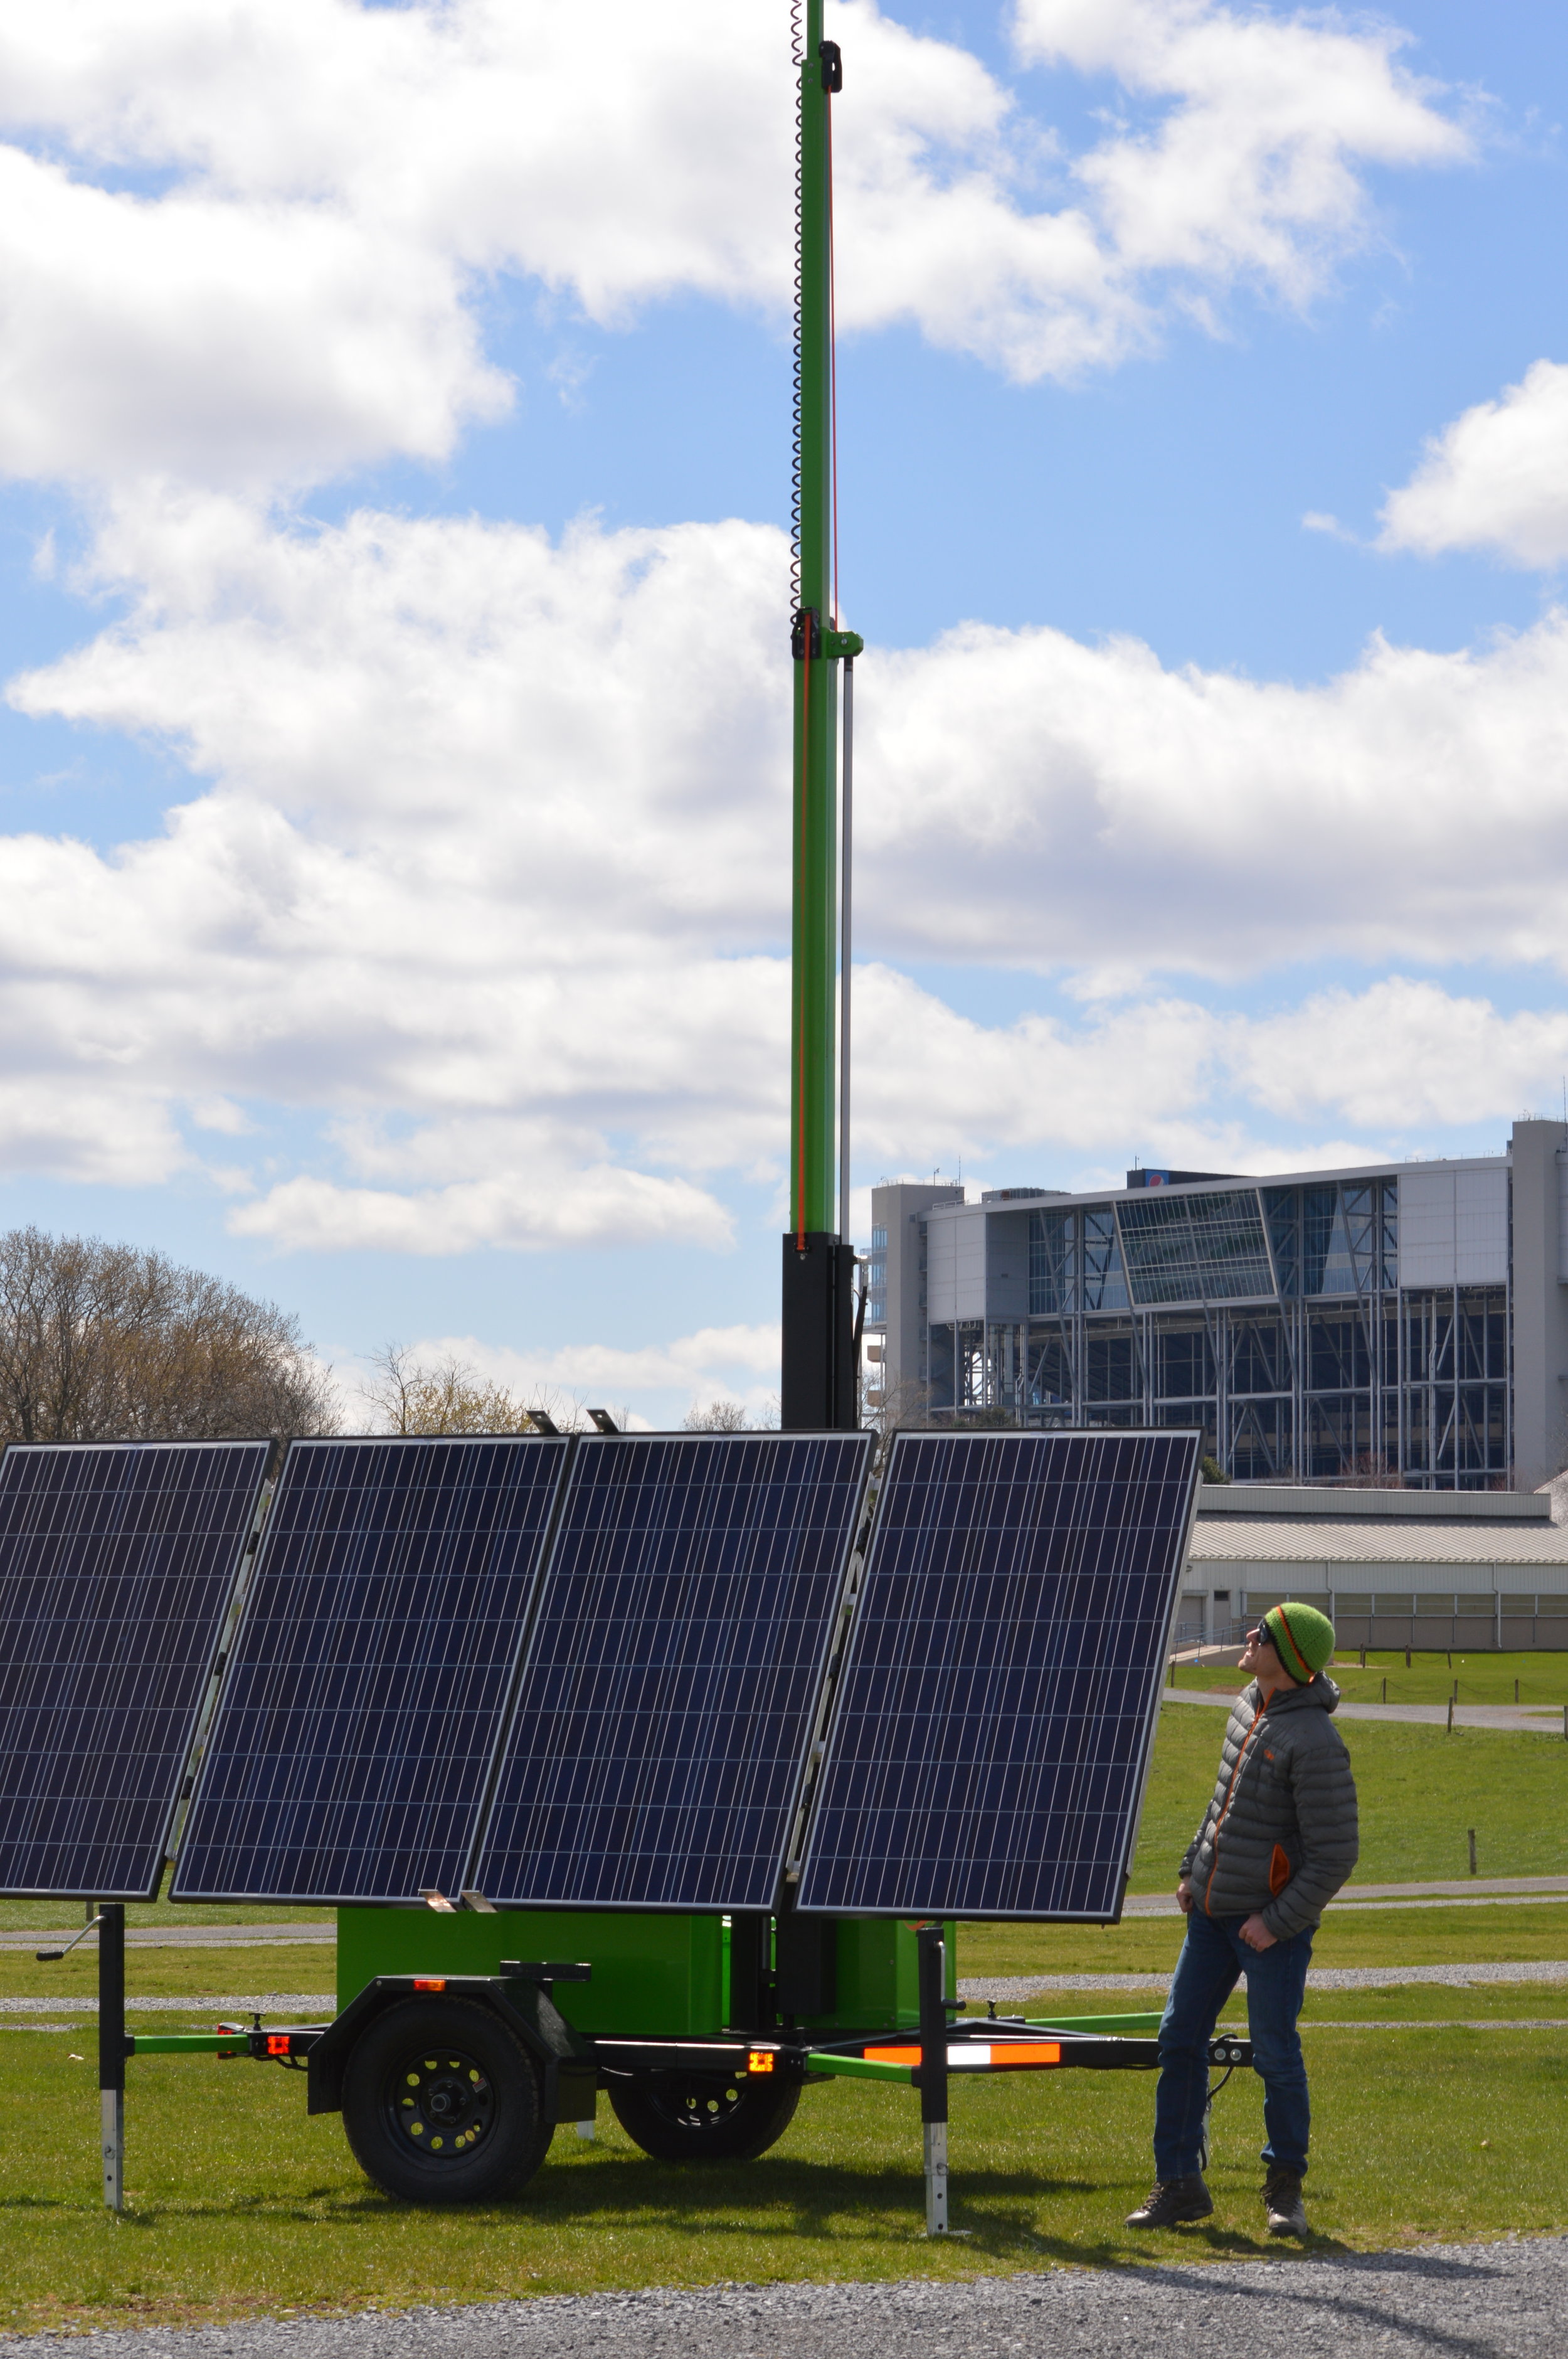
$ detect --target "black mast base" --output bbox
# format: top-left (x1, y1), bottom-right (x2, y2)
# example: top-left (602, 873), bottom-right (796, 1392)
top-left (780, 1233), bottom-right (857, 1431)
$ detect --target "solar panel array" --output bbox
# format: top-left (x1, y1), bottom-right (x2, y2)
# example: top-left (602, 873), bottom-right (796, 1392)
top-left (0, 1424), bottom-right (1199, 1918)
top-left (172, 1437), bottom-right (568, 1904)
top-left (795, 1429), bottom-right (1200, 1920)
top-left (0, 1442), bottom-right (270, 1899)
top-left (469, 1432), bottom-right (872, 1912)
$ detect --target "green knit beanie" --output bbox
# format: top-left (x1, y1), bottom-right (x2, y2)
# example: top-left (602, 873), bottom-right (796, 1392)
top-left (1263, 1601), bottom-right (1335, 1682)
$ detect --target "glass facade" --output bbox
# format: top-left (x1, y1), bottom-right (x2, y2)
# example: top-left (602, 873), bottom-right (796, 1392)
top-left (931, 1173), bottom-right (1510, 1489)
top-left (867, 1227), bottom-right (887, 1328)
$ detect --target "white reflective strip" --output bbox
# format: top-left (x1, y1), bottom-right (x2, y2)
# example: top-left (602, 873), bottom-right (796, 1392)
top-left (948, 2045), bottom-right (991, 2069)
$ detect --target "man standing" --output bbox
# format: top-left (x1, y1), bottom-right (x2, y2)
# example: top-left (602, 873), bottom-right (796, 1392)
top-left (1126, 1600), bottom-right (1357, 2240)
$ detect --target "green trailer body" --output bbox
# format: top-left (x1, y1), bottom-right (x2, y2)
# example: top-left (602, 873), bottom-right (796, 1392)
top-left (336, 1909), bottom-right (956, 2039)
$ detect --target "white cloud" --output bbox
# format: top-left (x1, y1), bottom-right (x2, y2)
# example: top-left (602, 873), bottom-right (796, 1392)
top-left (6, 496), bottom-right (1568, 1235)
top-left (440, 1323), bottom-right (780, 1396)
top-left (229, 1164), bottom-right (725, 1256)
top-left (1014, 0), bottom-right (1467, 300)
top-left (1226, 977), bottom-right (1568, 1131)
top-left (1379, 359), bottom-right (1568, 567)
top-left (856, 602), bottom-right (1568, 975)
top-left (379, 1323), bottom-right (782, 1427)
top-left (0, 0), bottom-right (1466, 486)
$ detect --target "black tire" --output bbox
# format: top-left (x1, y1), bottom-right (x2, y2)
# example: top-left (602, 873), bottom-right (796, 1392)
top-left (341, 1996), bottom-right (549, 2203)
top-left (608, 2067), bottom-right (800, 2162)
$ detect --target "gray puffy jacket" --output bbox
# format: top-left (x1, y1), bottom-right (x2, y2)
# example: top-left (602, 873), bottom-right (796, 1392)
top-left (1180, 1676), bottom-right (1359, 1940)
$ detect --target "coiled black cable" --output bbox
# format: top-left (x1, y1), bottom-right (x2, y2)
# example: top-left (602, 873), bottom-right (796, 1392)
top-left (789, 0), bottom-right (805, 612)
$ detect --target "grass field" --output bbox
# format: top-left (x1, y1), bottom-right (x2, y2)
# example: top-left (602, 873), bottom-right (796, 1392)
top-left (1134, 1702), bottom-right (1568, 1890)
top-left (1171, 1650), bottom-right (1568, 1708)
top-left (4, 1706), bottom-right (1567, 2326)
top-left (0, 1897), bottom-right (333, 1933)
top-left (1, 1997), bottom-right (1564, 2331)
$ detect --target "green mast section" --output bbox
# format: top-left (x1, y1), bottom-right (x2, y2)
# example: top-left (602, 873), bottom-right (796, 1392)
top-left (790, 1), bottom-right (859, 1238)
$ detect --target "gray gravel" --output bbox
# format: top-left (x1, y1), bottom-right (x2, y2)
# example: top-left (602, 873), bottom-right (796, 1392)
top-left (0, 1926), bottom-right (334, 1951)
top-left (4, 2240), bottom-right (1565, 2358)
top-left (960, 1962), bottom-right (1568, 2000)
top-left (1163, 1690), bottom-right (1566, 1735)
top-left (0, 1996), bottom-right (333, 2015)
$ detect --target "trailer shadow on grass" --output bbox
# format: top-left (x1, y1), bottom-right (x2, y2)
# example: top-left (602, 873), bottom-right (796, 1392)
top-left (227, 2153), bottom-right (1354, 2270)
top-left (1, 2151), bottom-right (1343, 2270)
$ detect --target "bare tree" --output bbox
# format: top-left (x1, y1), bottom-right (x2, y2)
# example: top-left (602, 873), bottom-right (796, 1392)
top-left (860, 1374), bottom-right (937, 1434)
top-left (360, 1343), bottom-right (619, 1436)
top-left (681, 1398), bottom-right (755, 1432)
top-left (0, 1227), bottom-right (338, 1442)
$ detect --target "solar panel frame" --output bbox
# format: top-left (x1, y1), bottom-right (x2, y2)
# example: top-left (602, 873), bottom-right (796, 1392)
top-left (794, 1428), bottom-right (1202, 1922)
top-left (171, 1433), bottom-right (571, 1905)
top-left (467, 1430), bottom-right (875, 1914)
top-left (0, 1439), bottom-right (272, 1901)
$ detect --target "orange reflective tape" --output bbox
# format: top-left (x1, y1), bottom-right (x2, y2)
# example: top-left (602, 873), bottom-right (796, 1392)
top-left (991, 2042), bottom-right (1061, 2067)
top-left (412, 1978), bottom-right (446, 1991)
top-left (864, 2044), bottom-right (919, 2064)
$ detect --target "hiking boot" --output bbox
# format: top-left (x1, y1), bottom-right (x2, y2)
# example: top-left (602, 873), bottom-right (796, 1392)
top-left (1263, 2166), bottom-right (1309, 2237)
top-left (1125, 2175), bottom-right (1214, 2229)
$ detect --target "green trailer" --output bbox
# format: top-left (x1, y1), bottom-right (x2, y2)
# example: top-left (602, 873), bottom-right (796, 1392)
top-left (57, 1902), bottom-right (1247, 2229)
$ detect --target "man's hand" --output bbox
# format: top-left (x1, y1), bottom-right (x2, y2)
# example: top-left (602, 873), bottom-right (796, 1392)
top-left (1239, 1913), bottom-right (1277, 1952)
top-left (1176, 1878), bottom-right (1194, 1915)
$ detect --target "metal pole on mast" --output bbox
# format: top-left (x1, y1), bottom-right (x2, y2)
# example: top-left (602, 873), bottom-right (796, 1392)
top-left (781, 1), bottom-right (862, 1431)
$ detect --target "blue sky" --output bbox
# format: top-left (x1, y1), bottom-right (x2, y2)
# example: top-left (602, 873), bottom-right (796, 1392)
top-left (1, 1), bottom-right (1567, 1423)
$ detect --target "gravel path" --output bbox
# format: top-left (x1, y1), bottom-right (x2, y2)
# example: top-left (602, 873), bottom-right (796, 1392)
top-left (0, 1995), bottom-right (332, 2015)
top-left (4, 2240), bottom-right (1564, 2359)
top-left (1163, 1690), bottom-right (1565, 1735)
top-left (0, 1926), bottom-right (334, 1952)
top-left (959, 1962), bottom-right (1568, 2000)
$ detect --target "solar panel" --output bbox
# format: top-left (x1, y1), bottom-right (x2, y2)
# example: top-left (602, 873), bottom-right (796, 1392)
top-left (0, 1441), bottom-right (270, 1900)
top-left (171, 1435), bottom-right (568, 1904)
top-left (795, 1429), bottom-right (1200, 1920)
top-left (468, 1431), bottom-right (873, 1912)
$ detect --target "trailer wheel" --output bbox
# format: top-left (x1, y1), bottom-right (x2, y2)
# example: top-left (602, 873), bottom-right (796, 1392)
top-left (608, 2068), bottom-right (800, 2162)
top-left (341, 1996), bottom-right (548, 2203)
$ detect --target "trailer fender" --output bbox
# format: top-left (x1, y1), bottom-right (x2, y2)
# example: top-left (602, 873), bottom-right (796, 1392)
top-left (307, 1975), bottom-right (596, 2128)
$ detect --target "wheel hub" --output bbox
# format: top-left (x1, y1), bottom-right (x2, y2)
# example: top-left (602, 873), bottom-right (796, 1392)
top-left (650, 2074), bottom-right (748, 2135)
top-left (388, 2048), bottom-right (495, 2161)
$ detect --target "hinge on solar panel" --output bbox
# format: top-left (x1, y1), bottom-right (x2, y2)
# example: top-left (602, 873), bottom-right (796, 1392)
top-left (179, 1779), bottom-right (194, 1801)
top-left (245, 1532), bottom-right (258, 1553)
top-left (211, 1651), bottom-right (226, 1679)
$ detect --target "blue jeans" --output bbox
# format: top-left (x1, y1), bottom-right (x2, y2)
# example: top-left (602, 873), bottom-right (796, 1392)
top-left (1153, 1906), bottom-right (1313, 2180)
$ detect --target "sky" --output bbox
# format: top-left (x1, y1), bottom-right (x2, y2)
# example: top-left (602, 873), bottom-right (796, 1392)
top-left (1, 0), bottom-right (1567, 1427)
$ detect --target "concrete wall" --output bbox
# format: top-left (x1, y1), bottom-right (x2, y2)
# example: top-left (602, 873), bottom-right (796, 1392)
top-left (1397, 1162), bottom-right (1508, 1288)
top-left (1510, 1121), bottom-right (1568, 1490)
top-left (872, 1181), bottom-right (962, 1405)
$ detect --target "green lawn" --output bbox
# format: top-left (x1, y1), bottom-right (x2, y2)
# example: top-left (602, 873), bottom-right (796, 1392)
top-left (6, 1709), bottom-right (1568, 2326)
top-left (1171, 1651), bottom-right (1568, 1708)
top-left (1, 2018), bottom-right (1564, 2332)
top-left (957, 1901), bottom-right (1568, 1981)
top-left (0, 1895), bottom-right (332, 1933)
top-left (1133, 1701), bottom-right (1568, 1890)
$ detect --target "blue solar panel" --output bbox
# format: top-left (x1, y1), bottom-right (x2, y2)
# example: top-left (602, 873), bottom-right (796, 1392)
top-left (0, 1442), bottom-right (270, 1899)
top-left (171, 1435), bottom-right (568, 1904)
top-left (469, 1432), bottom-right (873, 1912)
top-left (795, 1430), bottom-right (1200, 1920)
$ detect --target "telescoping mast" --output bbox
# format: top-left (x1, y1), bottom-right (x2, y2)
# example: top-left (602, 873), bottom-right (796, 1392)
top-left (781, 0), bottom-right (862, 1431)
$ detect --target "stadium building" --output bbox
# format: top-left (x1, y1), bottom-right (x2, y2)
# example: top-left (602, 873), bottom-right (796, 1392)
top-left (865, 1119), bottom-right (1568, 1495)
